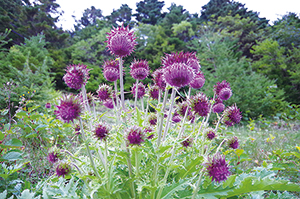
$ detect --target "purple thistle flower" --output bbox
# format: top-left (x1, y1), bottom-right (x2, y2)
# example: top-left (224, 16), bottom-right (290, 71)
top-left (205, 153), bottom-right (231, 183)
top-left (47, 152), bottom-right (59, 163)
top-left (103, 98), bottom-right (114, 109)
top-left (106, 25), bottom-right (137, 57)
top-left (163, 63), bottom-right (194, 88)
top-left (74, 124), bottom-right (81, 135)
top-left (94, 123), bottom-right (110, 140)
top-left (127, 126), bottom-right (145, 146)
top-left (103, 68), bottom-right (119, 82)
top-left (177, 102), bottom-right (195, 123)
top-left (219, 87), bottom-right (232, 101)
top-left (78, 92), bottom-right (94, 106)
top-left (55, 95), bottom-right (82, 123)
top-left (190, 72), bottom-right (205, 89)
top-left (131, 82), bottom-right (146, 99)
top-left (149, 85), bottom-right (159, 100)
top-left (228, 136), bottom-right (239, 149)
top-left (213, 103), bottom-right (225, 113)
top-left (172, 111), bottom-right (182, 123)
top-left (148, 114), bottom-right (157, 125)
top-left (181, 137), bottom-right (193, 148)
top-left (45, 103), bottom-right (51, 109)
top-left (56, 162), bottom-right (71, 178)
top-left (63, 64), bottom-right (90, 90)
top-left (144, 127), bottom-right (155, 139)
top-left (147, 134), bottom-right (154, 139)
top-left (162, 52), bottom-right (200, 71)
top-left (214, 80), bottom-right (231, 96)
top-left (97, 84), bottom-right (112, 101)
top-left (190, 93), bottom-right (210, 117)
top-left (206, 130), bottom-right (216, 140)
top-left (152, 69), bottom-right (166, 90)
top-left (223, 104), bottom-right (242, 126)
top-left (130, 59), bottom-right (150, 80)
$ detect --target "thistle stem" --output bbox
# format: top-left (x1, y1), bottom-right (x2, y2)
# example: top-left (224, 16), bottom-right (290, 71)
top-left (192, 168), bottom-right (205, 199)
top-left (119, 58), bottom-right (125, 110)
top-left (195, 117), bottom-right (206, 143)
top-left (79, 117), bottom-right (101, 179)
top-left (157, 87), bottom-right (169, 147)
top-left (134, 79), bottom-right (139, 108)
top-left (162, 88), bottom-right (176, 141)
top-left (135, 147), bottom-right (139, 177)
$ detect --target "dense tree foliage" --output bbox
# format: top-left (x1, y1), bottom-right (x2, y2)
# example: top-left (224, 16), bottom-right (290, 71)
top-left (1, 0), bottom-right (300, 119)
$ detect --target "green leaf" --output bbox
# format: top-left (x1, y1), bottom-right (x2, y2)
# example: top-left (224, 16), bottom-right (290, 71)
top-left (136, 107), bottom-right (143, 127)
top-left (0, 131), bottom-right (4, 140)
top-left (0, 190), bottom-right (7, 198)
top-left (1, 109), bottom-right (8, 116)
top-left (16, 111), bottom-right (28, 118)
top-left (1, 138), bottom-right (22, 148)
top-left (1, 151), bottom-right (23, 161)
top-left (160, 178), bottom-right (192, 199)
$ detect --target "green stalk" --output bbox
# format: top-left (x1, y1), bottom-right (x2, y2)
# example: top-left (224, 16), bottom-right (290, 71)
top-left (119, 58), bottom-right (125, 110)
top-left (191, 169), bottom-right (205, 199)
top-left (134, 79), bottom-right (139, 108)
top-left (105, 140), bottom-right (110, 191)
top-left (79, 117), bottom-right (101, 179)
top-left (126, 147), bottom-right (135, 198)
top-left (194, 117), bottom-right (206, 143)
top-left (81, 86), bottom-right (91, 113)
top-left (135, 147), bottom-right (139, 177)
top-left (157, 87), bottom-right (169, 147)
top-left (162, 88), bottom-right (176, 141)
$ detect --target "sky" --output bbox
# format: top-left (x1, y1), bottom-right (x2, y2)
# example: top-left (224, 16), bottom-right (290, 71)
top-left (55, 0), bottom-right (300, 30)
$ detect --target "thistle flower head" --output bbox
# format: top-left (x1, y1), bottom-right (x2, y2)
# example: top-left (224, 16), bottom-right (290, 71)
top-left (163, 63), bottom-right (194, 88)
top-left (131, 82), bottom-right (146, 99)
top-left (148, 113), bottom-right (157, 126)
top-left (149, 85), bottom-right (159, 100)
top-left (103, 98), bottom-right (114, 109)
top-left (47, 147), bottom-right (62, 163)
top-left (54, 95), bottom-right (82, 123)
top-left (103, 59), bottom-right (120, 71)
top-left (144, 127), bottom-right (154, 139)
top-left (162, 52), bottom-right (200, 72)
top-left (206, 130), bottom-right (216, 140)
top-left (214, 80), bottom-right (231, 96)
top-left (127, 126), bottom-right (145, 146)
top-left (45, 103), bottom-right (51, 109)
top-left (78, 92), bottom-right (94, 106)
top-left (63, 64), bottom-right (90, 90)
top-left (152, 69), bottom-right (166, 90)
top-left (74, 124), bottom-right (81, 135)
top-left (106, 25), bottom-right (137, 57)
top-left (213, 103), bottom-right (225, 113)
top-left (181, 137), bottom-right (193, 148)
top-left (94, 123), bottom-right (110, 140)
top-left (103, 59), bottom-right (120, 82)
top-left (130, 59), bottom-right (150, 80)
top-left (97, 84), bottom-right (112, 101)
top-left (190, 93), bottom-right (210, 117)
top-left (219, 87), bottom-right (232, 101)
top-left (205, 153), bottom-right (231, 183)
top-left (228, 136), bottom-right (239, 149)
top-left (223, 104), bottom-right (242, 126)
top-left (177, 101), bottom-right (195, 123)
top-left (172, 111), bottom-right (182, 123)
top-left (190, 71), bottom-right (205, 89)
top-left (56, 162), bottom-right (71, 178)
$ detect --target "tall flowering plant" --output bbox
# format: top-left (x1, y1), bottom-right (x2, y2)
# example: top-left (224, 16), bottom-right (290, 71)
top-left (40, 26), bottom-right (299, 199)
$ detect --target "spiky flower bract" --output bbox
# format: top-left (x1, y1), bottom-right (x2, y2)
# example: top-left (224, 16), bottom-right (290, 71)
top-left (163, 63), bottom-right (194, 88)
top-left (149, 85), bottom-right (159, 100)
top-left (190, 71), bottom-right (205, 89)
top-left (205, 153), bottom-right (231, 183)
top-left (144, 127), bottom-right (154, 139)
top-left (103, 59), bottom-right (121, 82)
top-left (152, 69), bottom-right (166, 90)
top-left (94, 123), bottom-right (110, 141)
top-left (106, 25), bottom-right (137, 57)
top-left (97, 84), bottom-right (112, 101)
top-left (190, 93), bottom-right (210, 117)
top-left (181, 137), bottom-right (193, 148)
top-left (213, 103), bottom-right (225, 113)
top-left (127, 126), bottom-right (145, 146)
top-left (78, 92), bottom-right (94, 106)
top-left (63, 64), bottom-right (90, 90)
top-left (228, 136), bottom-right (239, 149)
top-left (219, 87), bottom-right (232, 101)
top-left (223, 104), bottom-right (242, 126)
top-left (178, 102), bottom-right (195, 123)
top-left (103, 98), bottom-right (114, 109)
top-left (130, 59), bottom-right (150, 80)
top-left (148, 114), bottom-right (157, 125)
top-left (131, 82), bottom-right (146, 99)
top-left (56, 162), bottom-right (71, 178)
top-left (162, 52), bottom-right (200, 72)
top-left (55, 95), bottom-right (82, 123)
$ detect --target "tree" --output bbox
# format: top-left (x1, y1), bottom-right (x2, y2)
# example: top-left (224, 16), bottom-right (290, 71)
top-left (75, 6), bottom-right (104, 29)
top-left (107, 4), bottom-right (133, 27)
top-left (134, 0), bottom-right (165, 25)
